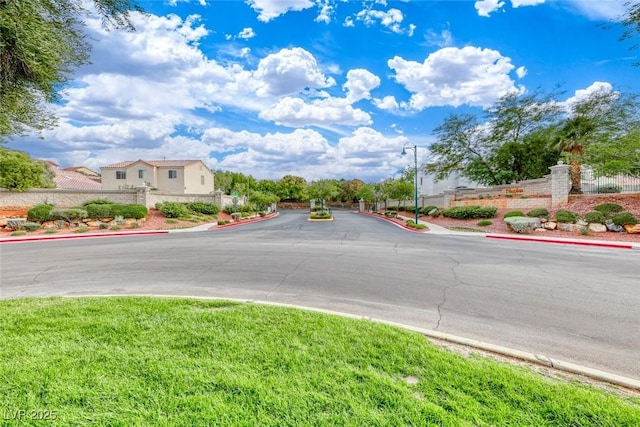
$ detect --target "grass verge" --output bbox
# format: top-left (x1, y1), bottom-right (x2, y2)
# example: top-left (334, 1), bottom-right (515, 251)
top-left (1, 297), bottom-right (638, 425)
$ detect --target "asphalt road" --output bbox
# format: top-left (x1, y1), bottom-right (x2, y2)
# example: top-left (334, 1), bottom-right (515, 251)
top-left (1, 210), bottom-right (639, 380)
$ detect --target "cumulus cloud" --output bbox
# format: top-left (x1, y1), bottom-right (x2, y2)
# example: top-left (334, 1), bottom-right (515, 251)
top-left (238, 27), bottom-right (256, 40)
top-left (563, 81), bottom-right (615, 113)
top-left (372, 96), bottom-right (399, 111)
top-left (388, 46), bottom-right (523, 109)
top-left (516, 66), bottom-right (528, 78)
top-left (355, 8), bottom-right (405, 34)
top-left (511, 0), bottom-right (545, 7)
top-left (246, 0), bottom-right (315, 22)
top-left (254, 48), bottom-right (336, 97)
top-left (475, 0), bottom-right (505, 17)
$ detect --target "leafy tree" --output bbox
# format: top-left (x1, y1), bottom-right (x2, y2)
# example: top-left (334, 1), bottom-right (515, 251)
top-left (585, 130), bottom-right (640, 177)
top-left (387, 179), bottom-right (413, 208)
top-left (555, 88), bottom-right (640, 192)
top-left (249, 191), bottom-right (280, 211)
top-left (307, 180), bottom-right (340, 209)
top-left (427, 91), bottom-right (561, 186)
top-left (276, 175), bottom-right (307, 201)
top-left (0, 148), bottom-right (54, 191)
top-left (0, 0), bottom-right (142, 140)
top-left (620, 1), bottom-right (640, 61)
top-left (255, 179), bottom-right (278, 195)
top-left (338, 179), bottom-right (365, 202)
top-left (355, 183), bottom-right (376, 202)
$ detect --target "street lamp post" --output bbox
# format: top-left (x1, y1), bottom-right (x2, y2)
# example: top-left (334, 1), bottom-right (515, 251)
top-left (401, 142), bottom-right (419, 224)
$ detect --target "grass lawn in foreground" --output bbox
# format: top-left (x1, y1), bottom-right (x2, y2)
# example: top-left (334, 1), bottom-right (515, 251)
top-left (1, 297), bottom-right (638, 426)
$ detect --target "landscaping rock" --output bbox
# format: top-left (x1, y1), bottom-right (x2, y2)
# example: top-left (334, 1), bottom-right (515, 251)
top-left (588, 223), bottom-right (607, 233)
top-left (543, 221), bottom-right (557, 230)
top-left (557, 223), bottom-right (575, 232)
top-left (606, 222), bottom-right (625, 233)
top-left (624, 224), bottom-right (640, 234)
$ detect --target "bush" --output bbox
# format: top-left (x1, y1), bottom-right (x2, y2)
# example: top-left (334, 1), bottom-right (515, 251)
top-left (85, 203), bottom-right (113, 218)
top-left (419, 206), bottom-right (437, 215)
top-left (159, 202), bottom-right (189, 218)
top-left (610, 211), bottom-right (638, 226)
top-left (217, 220), bottom-right (227, 225)
top-left (186, 202), bottom-right (220, 215)
top-left (111, 204), bottom-right (148, 219)
top-left (386, 206), bottom-right (399, 211)
top-left (441, 206), bottom-right (497, 219)
top-left (527, 208), bottom-right (550, 219)
top-left (504, 217), bottom-right (539, 234)
top-left (503, 211), bottom-right (525, 218)
top-left (593, 203), bottom-right (624, 217)
top-left (23, 222), bottom-right (41, 231)
top-left (110, 225), bottom-right (121, 231)
top-left (48, 208), bottom-right (87, 221)
top-left (6, 219), bottom-right (26, 230)
top-left (130, 222), bottom-right (140, 229)
top-left (596, 184), bottom-right (622, 194)
top-left (27, 203), bottom-right (54, 222)
top-left (555, 209), bottom-right (579, 224)
top-left (477, 220), bottom-right (492, 227)
top-left (11, 231), bottom-right (27, 236)
top-left (99, 222), bottom-right (109, 229)
top-left (45, 229), bottom-right (58, 234)
top-left (584, 211), bottom-right (606, 224)
top-left (405, 220), bottom-right (426, 229)
top-left (75, 226), bottom-right (90, 233)
top-left (310, 211), bottom-right (332, 219)
top-left (82, 199), bottom-right (113, 206)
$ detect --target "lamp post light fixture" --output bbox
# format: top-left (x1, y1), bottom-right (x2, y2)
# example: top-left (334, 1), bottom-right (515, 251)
top-left (401, 142), bottom-right (419, 224)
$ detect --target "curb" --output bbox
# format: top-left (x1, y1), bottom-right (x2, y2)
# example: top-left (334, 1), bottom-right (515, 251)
top-left (358, 211), bottom-right (427, 232)
top-left (55, 294), bottom-right (640, 391)
top-left (486, 233), bottom-right (637, 250)
top-left (213, 212), bottom-right (279, 229)
top-left (0, 230), bottom-right (169, 244)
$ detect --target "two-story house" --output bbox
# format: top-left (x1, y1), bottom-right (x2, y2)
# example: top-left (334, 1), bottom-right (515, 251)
top-left (101, 160), bottom-right (215, 194)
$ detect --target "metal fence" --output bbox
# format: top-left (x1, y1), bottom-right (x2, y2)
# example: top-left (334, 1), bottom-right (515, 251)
top-left (580, 168), bottom-right (640, 194)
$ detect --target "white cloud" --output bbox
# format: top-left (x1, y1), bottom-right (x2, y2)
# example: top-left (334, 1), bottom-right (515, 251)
top-left (388, 46), bottom-right (524, 109)
top-left (259, 96), bottom-right (373, 127)
top-left (246, 0), bottom-right (315, 22)
top-left (253, 47), bottom-right (336, 97)
top-left (511, 0), bottom-right (545, 7)
top-left (355, 8), bottom-right (407, 34)
top-left (168, 0), bottom-right (207, 6)
top-left (516, 66), bottom-right (528, 78)
top-left (238, 28), bottom-right (256, 40)
top-left (342, 69), bottom-right (381, 103)
top-left (426, 28), bottom-right (453, 48)
top-left (565, 0), bottom-right (626, 20)
top-left (563, 81), bottom-right (615, 114)
top-left (373, 96), bottom-right (399, 111)
top-left (475, 0), bottom-right (505, 17)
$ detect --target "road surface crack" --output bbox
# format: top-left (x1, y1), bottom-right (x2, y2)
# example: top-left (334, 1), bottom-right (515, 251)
top-left (266, 257), bottom-right (307, 299)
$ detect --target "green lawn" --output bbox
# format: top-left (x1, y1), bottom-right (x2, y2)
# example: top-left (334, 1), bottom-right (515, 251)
top-left (1, 297), bottom-right (638, 426)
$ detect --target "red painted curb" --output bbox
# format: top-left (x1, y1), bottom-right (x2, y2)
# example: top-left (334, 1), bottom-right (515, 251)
top-left (486, 234), bottom-right (634, 249)
top-left (0, 230), bottom-right (169, 244)
top-left (213, 212), bottom-right (279, 229)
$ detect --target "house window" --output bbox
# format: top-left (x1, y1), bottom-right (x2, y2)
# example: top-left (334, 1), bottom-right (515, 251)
top-left (201, 175), bottom-right (205, 185)
top-left (116, 171), bottom-right (126, 180)
top-left (168, 170), bottom-right (177, 179)
top-left (138, 169), bottom-right (146, 179)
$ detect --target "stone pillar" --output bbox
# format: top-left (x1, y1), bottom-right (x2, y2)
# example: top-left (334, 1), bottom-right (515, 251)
top-left (310, 199), bottom-right (315, 210)
top-left (550, 162), bottom-right (571, 206)
top-left (136, 185), bottom-right (150, 207)
top-left (213, 189), bottom-right (223, 207)
top-left (358, 198), bottom-right (365, 212)
top-left (443, 190), bottom-right (456, 208)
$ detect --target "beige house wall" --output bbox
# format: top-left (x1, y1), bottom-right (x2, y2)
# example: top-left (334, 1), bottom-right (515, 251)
top-left (183, 162), bottom-right (215, 194)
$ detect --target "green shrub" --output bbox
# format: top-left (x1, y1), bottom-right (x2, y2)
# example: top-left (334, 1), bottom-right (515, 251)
top-left (217, 220), bottom-right (227, 225)
top-left (310, 211), bottom-right (332, 219)
top-left (596, 184), bottom-right (622, 194)
top-left (10, 231), bottom-right (27, 236)
top-left (527, 208), bottom-right (549, 219)
top-left (505, 194), bottom-right (513, 198)
top-left (159, 202), bottom-right (189, 218)
top-left (441, 206), bottom-right (497, 219)
top-left (111, 204), bottom-right (148, 219)
top-left (48, 208), bottom-right (87, 221)
top-left (166, 219), bottom-right (178, 224)
top-left (186, 202), bottom-right (220, 215)
top-left (610, 211), bottom-right (638, 226)
top-left (477, 220), bottom-right (492, 226)
top-left (27, 203), bottom-right (54, 222)
top-left (99, 222), bottom-right (109, 229)
top-left (419, 206), bottom-right (437, 215)
top-left (45, 229), bottom-right (58, 234)
top-left (85, 203), bottom-right (113, 218)
top-left (386, 206), bottom-right (399, 211)
top-left (584, 211), bottom-right (606, 224)
top-left (75, 226), bottom-right (90, 233)
top-left (503, 211), bottom-right (525, 218)
top-left (110, 225), bottom-right (121, 231)
top-left (555, 209), bottom-right (579, 223)
top-left (405, 220), bottom-right (426, 229)
top-left (82, 199), bottom-right (113, 206)
top-left (23, 222), bottom-right (41, 231)
top-left (130, 222), bottom-right (140, 229)
top-left (593, 203), bottom-right (624, 217)
top-left (504, 217), bottom-right (539, 234)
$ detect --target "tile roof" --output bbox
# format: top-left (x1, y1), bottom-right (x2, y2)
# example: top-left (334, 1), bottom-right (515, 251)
top-left (50, 165), bottom-right (102, 190)
top-left (101, 159), bottom-right (202, 168)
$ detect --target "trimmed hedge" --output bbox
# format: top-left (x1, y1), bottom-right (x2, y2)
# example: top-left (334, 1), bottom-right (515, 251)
top-left (85, 203), bottom-right (113, 218)
top-left (159, 202), bottom-right (190, 218)
top-left (48, 208), bottom-right (87, 221)
top-left (186, 202), bottom-right (220, 215)
top-left (110, 204), bottom-right (148, 219)
top-left (503, 211), bottom-right (525, 218)
top-left (584, 211), bottom-right (606, 224)
top-left (27, 204), bottom-right (54, 222)
top-left (419, 205), bottom-right (437, 215)
top-left (610, 212), bottom-right (638, 226)
top-left (555, 209), bottom-right (579, 224)
top-left (441, 206), bottom-right (497, 219)
top-left (593, 203), bottom-right (624, 217)
top-left (527, 208), bottom-right (549, 219)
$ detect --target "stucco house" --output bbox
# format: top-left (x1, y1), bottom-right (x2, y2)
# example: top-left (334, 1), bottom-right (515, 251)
top-left (101, 160), bottom-right (215, 194)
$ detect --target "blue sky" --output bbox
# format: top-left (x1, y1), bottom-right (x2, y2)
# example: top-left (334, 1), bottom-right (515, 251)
top-left (8, 0), bottom-right (639, 182)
